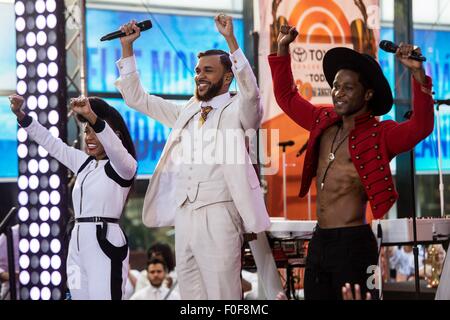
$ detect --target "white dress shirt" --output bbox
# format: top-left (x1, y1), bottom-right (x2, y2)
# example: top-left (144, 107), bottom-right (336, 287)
top-left (130, 283), bottom-right (180, 300)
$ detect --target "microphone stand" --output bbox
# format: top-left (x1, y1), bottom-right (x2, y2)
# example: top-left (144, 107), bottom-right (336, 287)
top-left (404, 109), bottom-right (421, 299)
top-left (435, 101), bottom-right (448, 217)
top-left (279, 141), bottom-right (295, 219)
top-left (0, 207), bottom-right (18, 300)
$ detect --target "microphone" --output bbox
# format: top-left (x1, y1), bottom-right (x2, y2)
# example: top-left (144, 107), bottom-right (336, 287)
top-left (379, 40), bottom-right (426, 62)
top-left (279, 140), bottom-right (295, 152)
top-left (435, 99), bottom-right (450, 105)
top-left (100, 20), bottom-right (152, 41)
top-left (278, 140), bottom-right (295, 147)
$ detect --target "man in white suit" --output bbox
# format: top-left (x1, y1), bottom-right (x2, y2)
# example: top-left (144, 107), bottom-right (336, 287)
top-left (115, 14), bottom-right (271, 299)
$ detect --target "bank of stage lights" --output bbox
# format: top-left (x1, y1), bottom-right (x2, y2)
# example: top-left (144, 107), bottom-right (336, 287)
top-left (15, 0), bottom-right (68, 300)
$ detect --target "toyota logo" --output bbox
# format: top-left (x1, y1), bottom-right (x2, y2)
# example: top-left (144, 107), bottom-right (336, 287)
top-left (292, 47), bottom-right (307, 62)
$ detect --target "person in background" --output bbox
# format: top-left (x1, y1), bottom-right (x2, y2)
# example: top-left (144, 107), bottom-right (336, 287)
top-left (135, 242), bottom-right (177, 292)
top-left (130, 258), bottom-right (180, 300)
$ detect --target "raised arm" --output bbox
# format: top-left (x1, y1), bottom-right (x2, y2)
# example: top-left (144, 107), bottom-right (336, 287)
top-left (114, 20), bottom-right (183, 128)
top-left (384, 44), bottom-right (434, 156)
top-left (268, 26), bottom-right (316, 131)
top-left (71, 97), bottom-right (137, 180)
top-left (9, 95), bottom-right (88, 173)
top-left (215, 14), bottom-right (263, 131)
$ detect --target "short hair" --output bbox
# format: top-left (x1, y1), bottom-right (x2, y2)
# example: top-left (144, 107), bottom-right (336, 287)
top-left (147, 257), bottom-right (167, 272)
top-left (337, 64), bottom-right (372, 91)
top-left (76, 97), bottom-right (137, 160)
top-left (337, 65), bottom-right (374, 108)
top-left (147, 243), bottom-right (175, 272)
top-left (197, 49), bottom-right (232, 74)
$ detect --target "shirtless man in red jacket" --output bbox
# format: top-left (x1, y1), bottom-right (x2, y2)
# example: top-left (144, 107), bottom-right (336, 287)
top-left (268, 26), bottom-right (434, 299)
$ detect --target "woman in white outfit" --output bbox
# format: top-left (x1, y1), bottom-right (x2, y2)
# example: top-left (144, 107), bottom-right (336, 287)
top-left (9, 95), bottom-right (137, 300)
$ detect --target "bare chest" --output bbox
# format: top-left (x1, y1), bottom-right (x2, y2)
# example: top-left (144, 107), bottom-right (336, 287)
top-left (316, 125), bottom-right (362, 192)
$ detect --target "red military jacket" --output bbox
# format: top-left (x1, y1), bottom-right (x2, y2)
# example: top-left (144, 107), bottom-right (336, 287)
top-left (268, 54), bottom-right (434, 219)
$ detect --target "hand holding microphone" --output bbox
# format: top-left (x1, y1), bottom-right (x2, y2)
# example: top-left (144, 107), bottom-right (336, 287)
top-left (379, 40), bottom-right (426, 84)
top-left (118, 20), bottom-right (143, 45)
top-left (100, 19), bottom-right (152, 43)
top-left (109, 19), bottom-right (152, 58)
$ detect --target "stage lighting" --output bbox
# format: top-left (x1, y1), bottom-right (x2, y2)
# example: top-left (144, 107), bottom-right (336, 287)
top-left (49, 175), bottom-right (60, 188)
top-left (20, 255), bottom-right (30, 269)
top-left (16, 17), bottom-right (25, 31)
top-left (17, 64), bottom-right (27, 79)
top-left (48, 62), bottom-right (58, 76)
top-left (26, 48), bottom-right (37, 62)
top-left (40, 271), bottom-right (51, 285)
top-left (26, 32), bottom-right (36, 46)
top-left (50, 239), bottom-right (61, 253)
top-left (39, 207), bottom-right (49, 221)
top-left (20, 271), bottom-right (30, 285)
top-left (47, 0), bottom-right (56, 12)
top-left (29, 175), bottom-right (39, 189)
top-left (39, 191), bottom-right (50, 205)
top-left (30, 287), bottom-right (40, 300)
top-left (48, 78), bottom-right (58, 92)
top-left (29, 222), bottom-right (39, 237)
top-left (50, 207), bottom-right (60, 221)
top-left (35, 0), bottom-right (46, 13)
top-left (15, 1), bottom-right (25, 15)
top-left (36, 15), bottom-right (46, 29)
top-left (16, 0), bottom-right (67, 300)
top-left (36, 31), bottom-right (47, 45)
top-left (39, 159), bottom-right (49, 173)
top-left (40, 255), bottom-right (50, 269)
top-left (51, 271), bottom-right (61, 286)
top-left (18, 191), bottom-right (28, 205)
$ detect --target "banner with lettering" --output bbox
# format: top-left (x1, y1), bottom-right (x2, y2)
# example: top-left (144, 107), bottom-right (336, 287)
top-left (257, 0), bottom-right (380, 219)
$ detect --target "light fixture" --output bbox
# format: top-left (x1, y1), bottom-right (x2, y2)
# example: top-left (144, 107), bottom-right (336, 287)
top-left (16, 0), bottom-right (67, 300)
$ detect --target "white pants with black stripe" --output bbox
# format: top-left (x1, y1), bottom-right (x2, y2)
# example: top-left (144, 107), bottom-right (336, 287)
top-left (175, 200), bottom-right (244, 300)
top-left (66, 222), bottom-right (129, 300)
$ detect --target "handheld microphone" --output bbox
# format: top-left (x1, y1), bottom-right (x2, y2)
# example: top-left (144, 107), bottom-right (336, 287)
top-left (435, 99), bottom-right (450, 105)
top-left (379, 40), bottom-right (426, 62)
top-left (100, 20), bottom-right (152, 42)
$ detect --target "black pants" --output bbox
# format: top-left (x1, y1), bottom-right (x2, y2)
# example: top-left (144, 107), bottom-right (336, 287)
top-left (304, 224), bottom-right (379, 300)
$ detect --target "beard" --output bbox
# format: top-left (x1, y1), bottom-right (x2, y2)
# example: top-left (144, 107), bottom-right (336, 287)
top-left (194, 78), bottom-right (224, 102)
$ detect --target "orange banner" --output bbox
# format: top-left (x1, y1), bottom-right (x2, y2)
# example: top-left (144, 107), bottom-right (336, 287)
top-left (258, 0), bottom-right (380, 220)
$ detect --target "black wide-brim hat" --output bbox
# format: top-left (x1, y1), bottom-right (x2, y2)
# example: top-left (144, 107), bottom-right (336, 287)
top-left (323, 47), bottom-right (393, 116)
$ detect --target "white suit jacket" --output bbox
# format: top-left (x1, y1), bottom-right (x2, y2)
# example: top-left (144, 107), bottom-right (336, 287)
top-left (115, 49), bottom-right (270, 233)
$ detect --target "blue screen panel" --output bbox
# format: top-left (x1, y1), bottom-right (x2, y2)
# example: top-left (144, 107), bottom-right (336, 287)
top-left (86, 9), bottom-right (244, 95)
top-left (0, 97), bottom-right (18, 179)
top-left (0, 3), bottom-right (16, 91)
top-left (102, 97), bottom-right (179, 176)
top-left (379, 27), bottom-right (450, 172)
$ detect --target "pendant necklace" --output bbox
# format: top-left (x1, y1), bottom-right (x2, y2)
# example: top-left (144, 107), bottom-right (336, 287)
top-left (320, 124), bottom-right (349, 190)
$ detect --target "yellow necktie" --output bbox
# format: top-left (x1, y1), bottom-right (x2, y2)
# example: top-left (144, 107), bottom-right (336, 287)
top-left (198, 106), bottom-right (213, 127)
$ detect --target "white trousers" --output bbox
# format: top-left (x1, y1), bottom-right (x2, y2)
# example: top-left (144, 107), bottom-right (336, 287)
top-left (67, 222), bottom-right (129, 300)
top-left (175, 200), bottom-right (244, 300)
